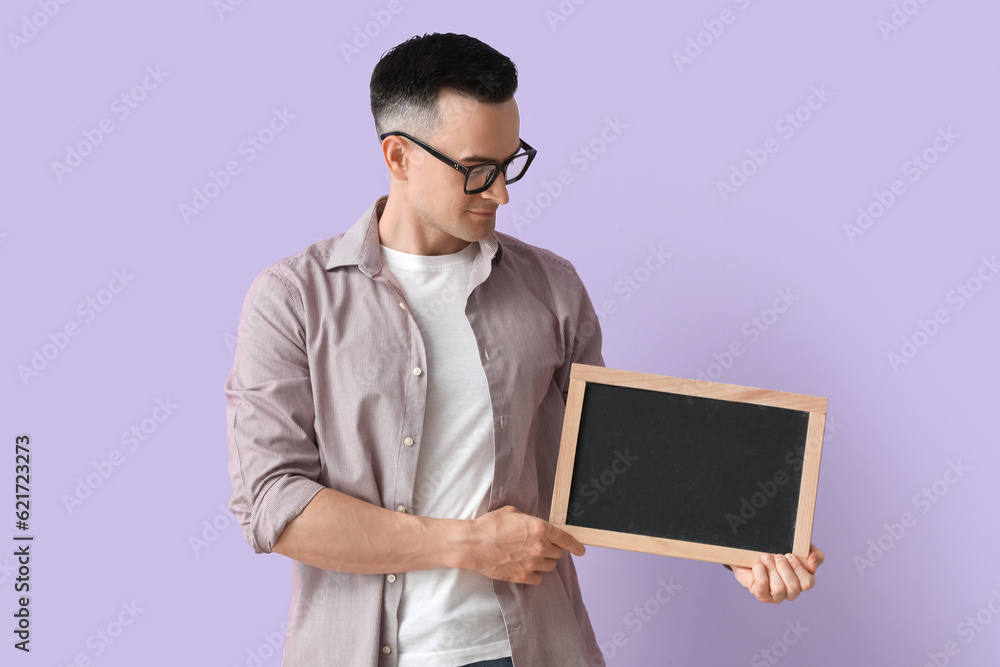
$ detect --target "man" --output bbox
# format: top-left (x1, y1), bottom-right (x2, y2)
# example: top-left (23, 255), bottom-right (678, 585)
top-left (225, 32), bottom-right (822, 667)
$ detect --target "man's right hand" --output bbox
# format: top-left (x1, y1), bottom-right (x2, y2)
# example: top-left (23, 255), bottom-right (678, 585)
top-left (272, 490), bottom-right (585, 582)
top-left (463, 505), bottom-right (586, 585)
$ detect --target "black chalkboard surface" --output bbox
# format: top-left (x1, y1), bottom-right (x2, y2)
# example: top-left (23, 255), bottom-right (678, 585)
top-left (550, 364), bottom-right (826, 567)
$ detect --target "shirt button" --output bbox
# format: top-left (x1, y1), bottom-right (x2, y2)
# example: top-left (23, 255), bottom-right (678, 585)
top-left (403, 436), bottom-right (414, 446)
top-left (387, 574), bottom-right (397, 583)
top-left (396, 505), bottom-right (407, 513)
top-left (382, 645), bottom-right (391, 655)
top-left (412, 367), bottom-right (422, 376)
top-left (399, 302), bottom-right (407, 310)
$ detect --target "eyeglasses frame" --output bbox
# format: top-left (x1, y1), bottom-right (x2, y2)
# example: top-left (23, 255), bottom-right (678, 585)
top-left (379, 131), bottom-right (537, 195)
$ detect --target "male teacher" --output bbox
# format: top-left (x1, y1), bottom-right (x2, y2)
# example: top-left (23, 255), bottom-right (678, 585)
top-left (225, 32), bottom-right (823, 667)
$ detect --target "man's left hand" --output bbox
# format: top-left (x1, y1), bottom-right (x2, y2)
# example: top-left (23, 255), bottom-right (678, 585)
top-left (728, 543), bottom-right (824, 604)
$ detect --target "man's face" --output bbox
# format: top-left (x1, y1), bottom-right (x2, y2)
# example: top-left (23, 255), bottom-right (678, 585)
top-left (402, 89), bottom-right (521, 247)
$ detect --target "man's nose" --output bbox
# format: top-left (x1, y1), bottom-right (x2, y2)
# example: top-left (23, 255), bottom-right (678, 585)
top-left (482, 172), bottom-right (510, 206)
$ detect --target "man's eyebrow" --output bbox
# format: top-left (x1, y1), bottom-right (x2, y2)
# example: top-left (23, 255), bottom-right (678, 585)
top-left (458, 143), bottom-right (522, 164)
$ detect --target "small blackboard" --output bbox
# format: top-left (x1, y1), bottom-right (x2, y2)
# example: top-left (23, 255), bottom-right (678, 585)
top-left (549, 364), bottom-right (826, 568)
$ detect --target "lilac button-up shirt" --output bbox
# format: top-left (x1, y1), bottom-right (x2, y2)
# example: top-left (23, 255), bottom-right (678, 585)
top-left (225, 196), bottom-right (606, 666)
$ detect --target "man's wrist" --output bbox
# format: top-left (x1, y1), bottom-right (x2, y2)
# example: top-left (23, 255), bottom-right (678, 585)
top-left (446, 516), bottom-right (477, 571)
top-left (412, 514), bottom-right (475, 572)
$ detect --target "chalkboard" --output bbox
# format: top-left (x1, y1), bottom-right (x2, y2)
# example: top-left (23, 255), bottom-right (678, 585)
top-left (549, 364), bottom-right (826, 568)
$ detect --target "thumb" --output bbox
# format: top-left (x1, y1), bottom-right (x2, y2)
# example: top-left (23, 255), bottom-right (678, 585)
top-left (729, 564), bottom-right (754, 589)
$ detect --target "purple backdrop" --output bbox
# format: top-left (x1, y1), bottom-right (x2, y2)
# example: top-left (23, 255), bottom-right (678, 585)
top-left (4, 1), bottom-right (998, 665)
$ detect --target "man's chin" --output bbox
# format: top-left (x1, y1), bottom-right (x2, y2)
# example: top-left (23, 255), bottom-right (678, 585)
top-left (465, 211), bottom-right (497, 234)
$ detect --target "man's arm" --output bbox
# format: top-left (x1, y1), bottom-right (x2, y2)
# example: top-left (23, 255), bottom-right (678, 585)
top-left (553, 258), bottom-right (605, 402)
top-left (273, 491), bottom-right (585, 585)
top-left (227, 267), bottom-right (583, 585)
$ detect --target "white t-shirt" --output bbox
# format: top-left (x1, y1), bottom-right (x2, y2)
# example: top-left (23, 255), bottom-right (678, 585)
top-left (379, 241), bottom-right (512, 667)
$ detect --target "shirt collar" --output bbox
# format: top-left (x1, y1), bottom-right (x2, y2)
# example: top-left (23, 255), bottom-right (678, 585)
top-left (325, 195), bottom-right (505, 276)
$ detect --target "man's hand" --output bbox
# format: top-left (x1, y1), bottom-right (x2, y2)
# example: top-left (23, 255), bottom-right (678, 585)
top-left (728, 543), bottom-right (825, 603)
top-left (465, 505), bottom-right (586, 585)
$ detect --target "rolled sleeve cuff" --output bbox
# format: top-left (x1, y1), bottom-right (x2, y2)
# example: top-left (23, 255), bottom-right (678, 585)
top-left (246, 475), bottom-right (326, 554)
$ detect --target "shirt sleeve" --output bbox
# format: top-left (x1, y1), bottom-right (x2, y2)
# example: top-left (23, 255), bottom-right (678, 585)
top-left (570, 278), bottom-right (605, 369)
top-left (557, 262), bottom-right (606, 402)
top-left (224, 266), bottom-right (326, 554)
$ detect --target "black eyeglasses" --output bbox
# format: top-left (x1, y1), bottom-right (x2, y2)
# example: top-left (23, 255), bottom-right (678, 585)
top-left (379, 131), bottom-right (537, 195)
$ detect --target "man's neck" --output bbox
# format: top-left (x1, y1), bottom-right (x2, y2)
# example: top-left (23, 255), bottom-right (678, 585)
top-left (377, 194), bottom-right (471, 256)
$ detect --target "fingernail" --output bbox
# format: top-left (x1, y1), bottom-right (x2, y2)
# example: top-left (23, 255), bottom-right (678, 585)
top-left (761, 554), bottom-right (771, 564)
top-left (785, 554), bottom-right (795, 563)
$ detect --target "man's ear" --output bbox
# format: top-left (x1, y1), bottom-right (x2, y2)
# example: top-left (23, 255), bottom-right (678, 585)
top-left (381, 135), bottom-right (410, 183)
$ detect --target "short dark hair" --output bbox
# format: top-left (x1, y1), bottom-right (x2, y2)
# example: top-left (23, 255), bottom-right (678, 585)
top-left (370, 32), bottom-right (518, 138)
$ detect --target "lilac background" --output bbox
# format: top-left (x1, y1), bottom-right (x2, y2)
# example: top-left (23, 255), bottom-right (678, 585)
top-left (3, 1), bottom-right (998, 665)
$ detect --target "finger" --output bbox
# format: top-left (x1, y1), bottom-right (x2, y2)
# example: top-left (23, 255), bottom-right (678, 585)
top-left (773, 553), bottom-right (802, 601)
top-left (762, 554), bottom-right (786, 603)
top-left (750, 558), bottom-right (772, 602)
top-left (807, 543), bottom-right (826, 572)
top-left (548, 526), bottom-right (586, 557)
top-left (538, 543), bottom-right (567, 561)
top-left (522, 570), bottom-right (543, 586)
top-left (534, 557), bottom-right (560, 573)
top-left (785, 553), bottom-right (816, 592)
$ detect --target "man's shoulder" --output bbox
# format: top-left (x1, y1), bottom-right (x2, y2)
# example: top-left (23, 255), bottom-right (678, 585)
top-left (494, 230), bottom-right (583, 282)
top-left (253, 232), bottom-right (349, 284)
top-left (240, 231), bottom-right (357, 315)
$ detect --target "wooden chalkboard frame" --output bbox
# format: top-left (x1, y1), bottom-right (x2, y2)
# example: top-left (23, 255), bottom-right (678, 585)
top-left (549, 364), bottom-right (827, 568)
